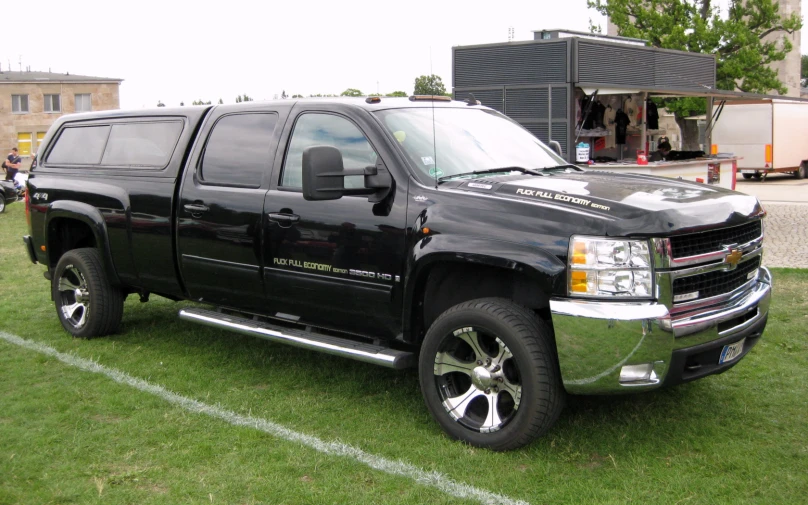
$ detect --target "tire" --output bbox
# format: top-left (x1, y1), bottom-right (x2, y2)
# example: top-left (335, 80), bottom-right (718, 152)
top-left (742, 173), bottom-right (753, 180)
top-left (419, 298), bottom-right (564, 451)
top-left (753, 173), bottom-right (763, 180)
top-left (0, 194), bottom-right (5, 213)
top-left (52, 248), bottom-right (124, 338)
top-left (796, 164), bottom-right (807, 180)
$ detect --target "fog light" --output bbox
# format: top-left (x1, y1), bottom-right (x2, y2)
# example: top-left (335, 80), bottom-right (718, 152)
top-left (619, 363), bottom-right (659, 384)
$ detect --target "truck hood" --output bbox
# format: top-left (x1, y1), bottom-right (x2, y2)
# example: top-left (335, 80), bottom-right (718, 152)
top-left (448, 171), bottom-right (764, 236)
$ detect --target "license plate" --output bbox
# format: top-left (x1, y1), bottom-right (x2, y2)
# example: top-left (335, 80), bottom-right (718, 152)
top-left (719, 339), bottom-right (745, 364)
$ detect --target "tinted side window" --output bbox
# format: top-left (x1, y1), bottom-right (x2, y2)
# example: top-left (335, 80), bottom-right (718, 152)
top-left (47, 125), bottom-right (111, 165)
top-left (281, 113), bottom-right (377, 188)
top-left (101, 122), bottom-right (183, 168)
top-left (200, 113), bottom-right (278, 187)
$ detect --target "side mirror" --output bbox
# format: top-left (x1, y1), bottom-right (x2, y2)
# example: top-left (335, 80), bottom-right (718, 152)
top-left (302, 145), bottom-right (345, 201)
top-left (548, 140), bottom-right (563, 157)
top-left (302, 145), bottom-right (393, 202)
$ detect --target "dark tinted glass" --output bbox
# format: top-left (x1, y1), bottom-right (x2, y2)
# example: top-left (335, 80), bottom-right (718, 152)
top-left (101, 122), bottom-right (183, 167)
top-left (201, 113), bottom-right (278, 187)
top-left (282, 113), bottom-right (377, 188)
top-left (47, 125), bottom-right (111, 165)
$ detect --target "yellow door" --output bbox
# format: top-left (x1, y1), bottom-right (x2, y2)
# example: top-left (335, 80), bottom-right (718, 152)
top-left (17, 132), bottom-right (32, 156)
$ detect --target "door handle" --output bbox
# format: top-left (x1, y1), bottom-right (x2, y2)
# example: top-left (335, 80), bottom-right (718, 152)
top-left (268, 212), bottom-right (300, 225)
top-left (184, 203), bottom-right (209, 213)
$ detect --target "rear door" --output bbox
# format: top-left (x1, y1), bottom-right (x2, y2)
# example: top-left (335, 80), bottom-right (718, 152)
top-left (177, 104), bottom-right (289, 310)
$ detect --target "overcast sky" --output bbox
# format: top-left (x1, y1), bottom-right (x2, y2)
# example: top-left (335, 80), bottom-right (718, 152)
top-left (2, 0), bottom-right (806, 109)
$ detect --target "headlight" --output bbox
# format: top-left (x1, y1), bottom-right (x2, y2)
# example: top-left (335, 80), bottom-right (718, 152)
top-left (568, 236), bottom-right (653, 298)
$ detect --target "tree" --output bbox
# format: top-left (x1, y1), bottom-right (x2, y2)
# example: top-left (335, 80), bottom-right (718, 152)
top-left (218, 98), bottom-right (224, 104)
top-left (281, 90), bottom-right (288, 99)
top-left (589, 0), bottom-right (802, 148)
top-left (414, 75), bottom-right (447, 96)
top-left (235, 94), bottom-right (253, 103)
top-left (156, 100), bottom-right (165, 107)
top-left (801, 55), bottom-right (808, 88)
top-left (292, 94), bottom-right (304, 98)
top-left (179, 102), bottom-right (185, 106)
top-left (192, 99), bottom-right (212, 105)
top-left (340, 88), bottom-right (363, 97)
top-left (385, 91), bottom-right (408, 97)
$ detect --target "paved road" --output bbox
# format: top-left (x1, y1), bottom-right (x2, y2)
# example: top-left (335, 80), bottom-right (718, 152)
top-left (734, 174), bottom-right (807, 269)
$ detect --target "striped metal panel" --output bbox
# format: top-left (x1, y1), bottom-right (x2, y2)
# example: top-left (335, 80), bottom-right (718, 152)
top-left (654, 51), bottom-right (715, 89)
top-left (454, 89), bottom-right (505, 113)
top-left (521, 123), bottom-right (550, 144)
top-left (551, 86), bottom-right (568, 119)
top-left (454, 42), bottom-right (568, 88)
top-left (551, 122), bottom-right (568, 156)
top-left (505, 88), bottom-right (549, 120)
top-left (577, 41), bottom-right (654, 87)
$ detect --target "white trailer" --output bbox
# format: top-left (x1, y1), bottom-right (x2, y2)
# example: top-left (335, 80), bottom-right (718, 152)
top-left (711, 99), bottom-right (808, 180)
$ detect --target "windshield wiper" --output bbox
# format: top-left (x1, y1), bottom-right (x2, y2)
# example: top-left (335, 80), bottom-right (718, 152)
top-left (438, 166), bottom-right (544, 183)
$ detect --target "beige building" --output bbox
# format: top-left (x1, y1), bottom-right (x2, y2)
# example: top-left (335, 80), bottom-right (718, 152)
top-left (1, 70), bottom-right (122, 167)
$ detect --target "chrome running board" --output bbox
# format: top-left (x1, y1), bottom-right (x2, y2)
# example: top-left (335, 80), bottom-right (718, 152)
top-left (179, 308), bottom-right (414, 369)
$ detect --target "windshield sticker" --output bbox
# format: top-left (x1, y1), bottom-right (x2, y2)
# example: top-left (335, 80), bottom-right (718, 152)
top-left (467, 182), bottom-right (493, 190)
top-left (513, 187), bottom-right (611, 211)
top-left (421, 156), bottom-right (435, 165)
top-left (428, 167), bottom-right (444, 177)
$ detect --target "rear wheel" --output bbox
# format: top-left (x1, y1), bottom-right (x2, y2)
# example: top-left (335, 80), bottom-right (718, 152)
top-left (419, 298), bottom-right (564, 451)
top-left (742, 173), bottom-right (753, 180)
top-left (796, 163), bottom-right (807, 180)
top-left (52, 248), bottom-right (124, 338)
top-left (0, 194), bottom-right (5, 213)
top-left (753, 172), bottom-right (763, 180)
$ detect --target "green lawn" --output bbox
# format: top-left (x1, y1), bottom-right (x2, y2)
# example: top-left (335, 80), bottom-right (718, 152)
top-left (1, 201), bottom-right (806, 504)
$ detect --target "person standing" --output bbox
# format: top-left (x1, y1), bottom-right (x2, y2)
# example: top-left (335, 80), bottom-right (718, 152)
top-left (4, 147), bottom-right (22, 181)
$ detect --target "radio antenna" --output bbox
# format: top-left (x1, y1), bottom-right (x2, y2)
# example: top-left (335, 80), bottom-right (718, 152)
top-left (430, 47), bottom-right (438, 189)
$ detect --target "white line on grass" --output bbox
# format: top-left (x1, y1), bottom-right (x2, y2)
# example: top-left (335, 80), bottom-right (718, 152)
top-left (0, 331), bottom-right (529, 505)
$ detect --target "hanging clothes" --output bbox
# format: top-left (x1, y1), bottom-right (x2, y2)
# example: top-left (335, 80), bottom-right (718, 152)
top-left (593, 100), bottom-right (606, 128)
top-left (615, 109), bottom-right (631, 145)
top-left (581, 95), bottom-right (595, 130)
top-left (646, 100), bottom-right (660, 130)
top-left (604, 105), bottom-right (617, 149)
top-left (623, 97), bottom-right (637, 126)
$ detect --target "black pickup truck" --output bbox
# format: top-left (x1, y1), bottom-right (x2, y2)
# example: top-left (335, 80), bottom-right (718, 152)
top-left (22, 97), bottom-right (771, 450)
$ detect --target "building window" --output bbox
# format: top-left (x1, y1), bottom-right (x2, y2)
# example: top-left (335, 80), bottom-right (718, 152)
top-left (75, 93), bottom-right (92, 112)
top-left (12, 94), bottom-right (29, 113)
top-left (44, 94), bottom-right (61, 113)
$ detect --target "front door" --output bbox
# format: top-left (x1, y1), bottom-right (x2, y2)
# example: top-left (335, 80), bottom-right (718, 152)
top-left (177, 110), bottom-right (281, 310)
top-left (264, 110), bottom-right (408, 338)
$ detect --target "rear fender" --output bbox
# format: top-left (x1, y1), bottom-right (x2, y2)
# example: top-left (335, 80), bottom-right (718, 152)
top-left (44, 201), bottom-right (121, 286)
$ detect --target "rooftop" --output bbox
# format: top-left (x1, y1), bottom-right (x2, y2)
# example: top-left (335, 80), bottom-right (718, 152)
top-left (0, 71), bottom-right (123, 83)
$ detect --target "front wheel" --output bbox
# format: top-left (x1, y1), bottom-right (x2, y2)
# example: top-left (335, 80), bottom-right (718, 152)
top-left (742, 173), bottom-right (753, 180)
top-left (419, 298), bottom-right (564, 451)
top-left (796, 163), bottom-right (807, 180)
top-left (52, 248), bottom-right (124, 338)
top-left (0, 194), bottom-right (5, 213)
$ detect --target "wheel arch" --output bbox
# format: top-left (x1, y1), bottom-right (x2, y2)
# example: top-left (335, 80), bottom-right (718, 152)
top-left (44, 201), bottom-right (121, 286)
top-left (403, 235), bottom-right (566, 344)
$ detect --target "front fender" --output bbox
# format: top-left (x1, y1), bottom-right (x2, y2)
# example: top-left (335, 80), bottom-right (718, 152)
top-left (44, 200), bottom-right (122, 286)
top-left (402, 233), bottom-right (566, 333)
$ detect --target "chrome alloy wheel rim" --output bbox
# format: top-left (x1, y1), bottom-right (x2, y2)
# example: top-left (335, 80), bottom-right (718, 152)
top-left (433, 327), bottom-right (522, 433)
top-left (58, 266), bottom-right (90, 329)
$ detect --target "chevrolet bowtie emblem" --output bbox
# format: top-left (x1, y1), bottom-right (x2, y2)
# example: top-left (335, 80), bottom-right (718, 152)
top-left (725, 249), bottom-right (743, 269)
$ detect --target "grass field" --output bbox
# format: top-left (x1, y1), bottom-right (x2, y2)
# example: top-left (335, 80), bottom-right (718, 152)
top-left (1, 201), bottom-right (807, 505)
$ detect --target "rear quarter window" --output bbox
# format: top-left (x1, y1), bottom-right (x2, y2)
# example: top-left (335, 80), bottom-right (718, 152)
top-left (46, 125), bottom-right (110, 165)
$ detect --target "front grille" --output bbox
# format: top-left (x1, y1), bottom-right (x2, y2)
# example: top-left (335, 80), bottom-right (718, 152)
top-left (673, 257), bottom-right (761, 303)
top-left (670, 221), bottom-right (762, 259)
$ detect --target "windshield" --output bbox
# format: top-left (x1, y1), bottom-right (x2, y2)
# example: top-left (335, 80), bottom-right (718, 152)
top-left (374, 107), bottom-right (567, 183)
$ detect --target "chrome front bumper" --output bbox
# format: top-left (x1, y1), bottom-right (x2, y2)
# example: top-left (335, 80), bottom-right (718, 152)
top-left (550, 267), bottom-right (772, 394)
